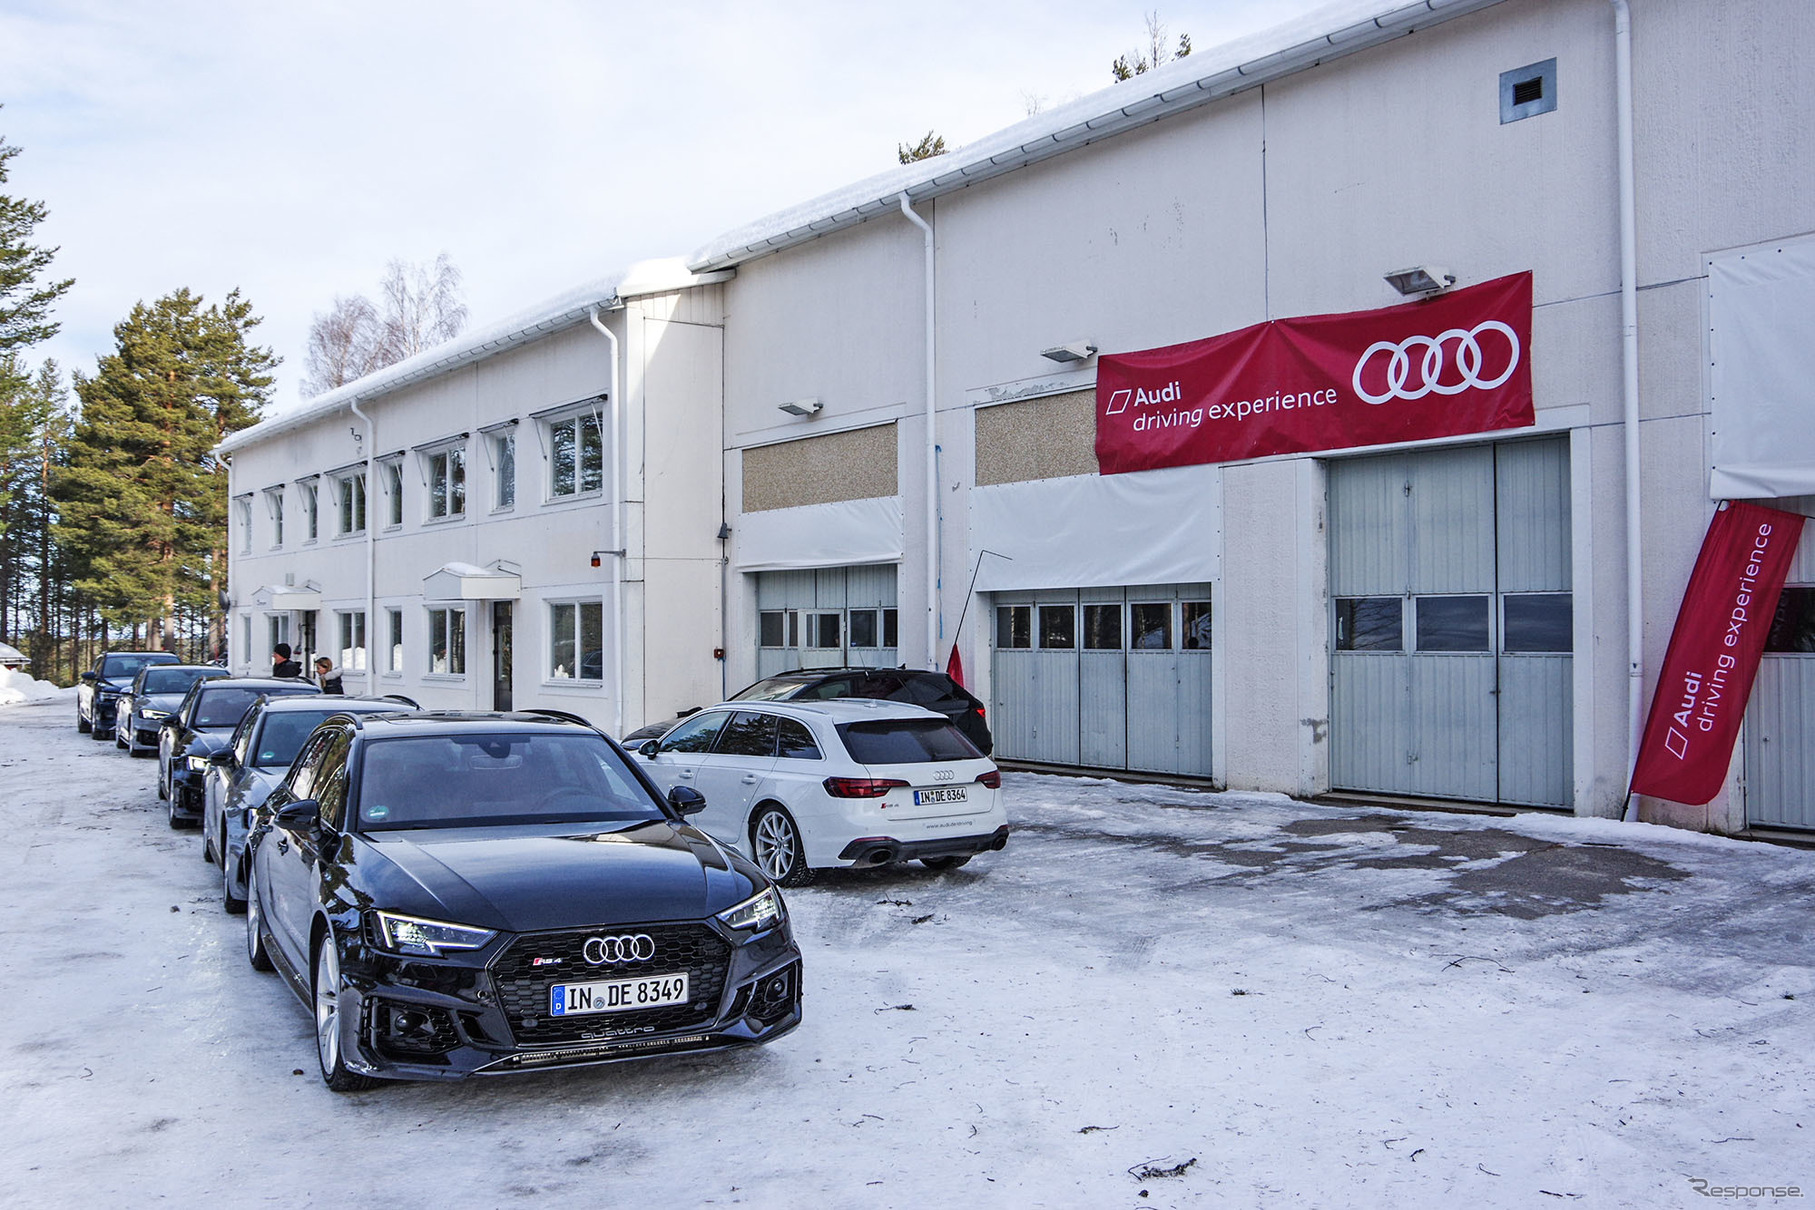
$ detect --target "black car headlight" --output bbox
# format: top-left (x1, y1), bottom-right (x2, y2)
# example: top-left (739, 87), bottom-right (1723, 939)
top-left (374, 911), bottom-right (497, 957)
top-left (716, 888), bottom-right (785, 934)
top-left (138, 707), bottom-right (168, 721)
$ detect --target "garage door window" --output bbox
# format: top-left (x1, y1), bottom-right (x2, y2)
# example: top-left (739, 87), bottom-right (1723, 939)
top-left (1083, 604), bottom-right (1121, 649)
top-left (849, 609), bottom-right (879, 648)
top-left (1415, 595), bottom-right (1491, 652)
top-left (1182, 600), bottom-right (1213, 650)
top-left (1503, 593), bottom-right (1573, 653)
top-left (1335, 597), bottom-right (1402, 651)
top-left (997, 606), bottom-right (1031, 649)
top-left (1766, 587), bottom-right (1815, 652)
top-left (1039, 605), bottom-right (1076, 649)
top-left (1131, 603), bottom-right (1172, 649)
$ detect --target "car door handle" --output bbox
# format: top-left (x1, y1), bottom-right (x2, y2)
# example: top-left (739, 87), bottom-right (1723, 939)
top-left (678, 769), bottom-right (695, 779)
top-left (276, 836), bottom-right (290, 854)
top-left (741, 774), bottom-right (759, 784)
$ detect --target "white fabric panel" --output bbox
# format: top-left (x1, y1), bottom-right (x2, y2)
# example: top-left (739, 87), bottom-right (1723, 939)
top-left (970, 466), bottom-right (1220, 592)
top-left (735, 496), bottom-right (903, 571)
top-left (1708, 237), bottom-right (1815, 500)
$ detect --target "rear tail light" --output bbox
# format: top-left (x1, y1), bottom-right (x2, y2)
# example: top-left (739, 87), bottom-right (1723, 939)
top-left (974, 705), bottom-right (986, 718)
top-left (823, 777), bottom-right (910, 799)
top-left (977, 770), bottom-right (1001, 789)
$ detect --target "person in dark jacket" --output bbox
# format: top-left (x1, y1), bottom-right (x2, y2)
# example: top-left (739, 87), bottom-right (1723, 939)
top-left (314, 656), bottom-right (344, 694)
top-left (271, 643), bottom-right (303, 678)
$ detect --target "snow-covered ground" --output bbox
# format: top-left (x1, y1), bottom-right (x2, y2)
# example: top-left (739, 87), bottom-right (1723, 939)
top-left (0, 692), bottom-right (1809, 1208)
top-left (0, 667), bottom-right (67, 707)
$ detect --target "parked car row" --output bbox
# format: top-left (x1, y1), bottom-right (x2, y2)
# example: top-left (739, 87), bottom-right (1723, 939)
top-left (76, 651), bottom-right (808, 1093)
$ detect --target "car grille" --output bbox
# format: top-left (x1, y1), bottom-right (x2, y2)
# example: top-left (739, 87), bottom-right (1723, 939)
top-left (490, 923), bottom-right (731, 1046)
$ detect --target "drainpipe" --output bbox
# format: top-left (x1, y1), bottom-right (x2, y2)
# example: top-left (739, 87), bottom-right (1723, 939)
top-left (1613, 0), bottom-right (1643, 821)
top-left (589, 305), bottom-right (627, 737)
top-left (349, 398), bottom-right (377, 695)
top-left (898, 193), bottom-right (938, 670)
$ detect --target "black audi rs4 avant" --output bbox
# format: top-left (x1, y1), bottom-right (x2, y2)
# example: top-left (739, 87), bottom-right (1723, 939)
top-left (243, 709), bottom-right (803, 1090)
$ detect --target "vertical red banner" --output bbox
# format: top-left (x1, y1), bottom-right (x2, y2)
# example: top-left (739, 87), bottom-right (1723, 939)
top-left (1630, 501), bottom-right (1806, 805)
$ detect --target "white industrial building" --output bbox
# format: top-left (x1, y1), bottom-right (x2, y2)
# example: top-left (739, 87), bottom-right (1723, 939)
top-left (221, 0), bottom-right (1815, 837)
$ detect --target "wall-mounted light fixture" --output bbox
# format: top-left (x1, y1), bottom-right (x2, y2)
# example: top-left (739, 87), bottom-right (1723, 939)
top-left (777, 398), bottom-right (822, 417)
top-left (1040, 341), bottom-right (1098, 363)
top-left (590, 548), bottom-right (624, 568)
top-left (1383, 266), bottom-right (1457, 296)
top-left (716, 523), bottom-right (732, 541)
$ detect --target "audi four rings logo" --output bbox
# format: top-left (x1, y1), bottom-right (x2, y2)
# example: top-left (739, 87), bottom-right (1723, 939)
top-left (582, 934), bottom-right (655, 965)
top-left (1352, 321), bottom-right (1521, 405)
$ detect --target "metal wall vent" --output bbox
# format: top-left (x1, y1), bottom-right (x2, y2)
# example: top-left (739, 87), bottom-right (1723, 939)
top-left (1500, 58), bottom-right (1558, 124)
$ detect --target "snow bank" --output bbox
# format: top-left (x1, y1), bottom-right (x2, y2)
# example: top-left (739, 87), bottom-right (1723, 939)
top-left (0, 668), bottom-right (70, 707)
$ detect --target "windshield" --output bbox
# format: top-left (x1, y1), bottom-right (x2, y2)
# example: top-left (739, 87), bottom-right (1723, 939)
top-left (837, 718), bottom-right (982, 765)
top-left (194, 684), bottom-right (316, 729)
top-left (355, 734), bottom-right (666, 831)
top-left (732, 676), bottom-right (818, 702)
top-left (142, 667), bottom-right (216, 695)
top-left (101, 654), bottom-right (172, 681)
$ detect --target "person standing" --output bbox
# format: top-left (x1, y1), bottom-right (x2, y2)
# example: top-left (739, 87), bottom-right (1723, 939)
top-left (314, 656), bottom-right (344, 695)
top-left (271, 643), bottom-right (303, 678)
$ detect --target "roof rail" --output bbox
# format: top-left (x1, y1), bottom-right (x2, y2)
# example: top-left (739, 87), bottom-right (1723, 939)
top-left (516, 707), bottom-right (599, 731)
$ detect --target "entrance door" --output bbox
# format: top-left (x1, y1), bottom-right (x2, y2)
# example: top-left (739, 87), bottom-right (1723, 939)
top-left (1745, 504), bottom-right (1814, 831)
top-left (492, 602), bottom-right (513, 712)
top-left (1328, 438), bottom-right (1572, 807)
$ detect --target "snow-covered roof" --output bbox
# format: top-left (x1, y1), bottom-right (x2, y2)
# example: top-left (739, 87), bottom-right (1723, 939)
top-left (689, 0), bottom-right (1508, 272)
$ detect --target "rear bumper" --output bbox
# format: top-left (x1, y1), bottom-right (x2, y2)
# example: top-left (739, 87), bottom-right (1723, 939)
top-left (837, 824), bottom-right (1009, 867)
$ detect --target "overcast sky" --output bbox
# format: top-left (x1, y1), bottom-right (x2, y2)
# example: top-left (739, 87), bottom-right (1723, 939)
top-left (4, 0), bottom-right (1329, 410)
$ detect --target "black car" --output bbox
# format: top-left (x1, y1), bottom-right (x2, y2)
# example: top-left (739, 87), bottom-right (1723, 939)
top-left (204, 693), bottom-right (420, 913)
top-left (243, 710), bottom-right (802, 1089)
top-left (77, 650), bottom-right (180, 739)
top-left (625, 668), bottom-right (994, 755)
top-left (159, 677), bottom-right (322, 828)
top-left (114, 663), bottom-right (229, 755)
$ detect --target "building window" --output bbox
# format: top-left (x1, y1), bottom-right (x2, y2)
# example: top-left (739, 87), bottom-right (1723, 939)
top-left (264, 488), bottom-right (285, 548)
top-left (428, 447), bottom-right (466, 519)
top-left (239, 613), bottom-right (252, 667)
top-left (428, 606), bottom-right (465, 675)
top-left (386, 608), bottom-right (403, 673)
top-left (883, 608), bottom-right (898, 648)
top-left (337, 610), bottom-right (367, 671)
top-left (1503, 593), bottom-right (1573, 653)
top-left (383, 460), bottom-right (403, 528)
top-left (335, 473), bottom-right (366, 536)
top-left (549, 600), bottom-right (603, 681)
top-left (235, 495), bottom-right (253, 554)
top-left (807, 612), bottom-right (841, 650)
top-left (1038, 605), bottom-right (1075, 650)
top-left (849, 609), bottom-right (878, 648)
top-left (1083, 604), bottom-right (1121, 650)
top-left (759, 610), bottom-right (788, 648)
top-left (267, 613), bottom-right (291, 653)
top-left (493, 430), bottom-right (516, 509)
top-left (300, 480), bottom-right (320, 542)
top-left (549, 412), bottom-right (604, 498)
top-left (1414, 595), bottom-right (1491, 653)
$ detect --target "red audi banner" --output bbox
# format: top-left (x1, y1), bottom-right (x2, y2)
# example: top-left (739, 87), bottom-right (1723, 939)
top-left (1095, 272), bottom-right (1534, 474)
top-left (1630, 501), bottom-right (1806, 806)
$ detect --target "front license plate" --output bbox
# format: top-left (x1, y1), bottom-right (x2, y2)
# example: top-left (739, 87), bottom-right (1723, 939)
top-left (550, 972), bottom-right (689, 1017)
top-left (913, 786), bottom-right (969, 806)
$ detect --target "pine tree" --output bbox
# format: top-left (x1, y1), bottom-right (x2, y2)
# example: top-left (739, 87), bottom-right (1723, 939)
top-left (55, 289), bottom-right (276, 650)
top-left (0, 111), bottom-right (74, 388)
top-left (0, 357), bottom-right (69, 652)
top-left (1111, 12), bottom-right (1192, 81)
top-left (898, 131), bottom-right (948, 165)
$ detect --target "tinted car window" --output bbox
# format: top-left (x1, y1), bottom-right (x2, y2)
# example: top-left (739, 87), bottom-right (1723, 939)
top-left (662, 711), bottom-right (727, 754)
top-left (314, 731), bottom-right (354, 831)
top-left (141, 667), bottom-right (214, 694)
top-left (194, 687), bottom-right (275, 729)
top-left (100, 654), bottom-right (168, 681)
top-left (716, 711), bottom-right (778, 757)
top-left (837, 718), bottom-right (982, 764)
top-left (356, 734), bottom-right (664, 830)
top-left (732, 676), bottom-right (818, 702)
top-left (255, 712), bottom-right (342, 768)
top-left (286, 732), bottom-right (334, 803)
top-left (776, 718), bottom-right (822, 761)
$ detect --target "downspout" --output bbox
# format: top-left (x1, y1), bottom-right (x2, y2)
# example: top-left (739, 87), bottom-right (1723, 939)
top-left (1613, 0), bottom-right (1643, 821)
top-left (349, 399), bottom-right (377, 695)
top-left (589, 305), bottom-right (627, 738)
top-left (899, 193), bottom-right (939, 669)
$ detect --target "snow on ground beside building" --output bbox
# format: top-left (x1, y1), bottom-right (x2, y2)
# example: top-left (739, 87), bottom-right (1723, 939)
top-left (0, 694), bottom-right (1809, 1208)
top-left (0, 668), bottom-right (70, 707)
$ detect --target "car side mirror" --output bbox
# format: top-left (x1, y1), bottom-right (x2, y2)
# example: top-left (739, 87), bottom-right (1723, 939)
top-left (275, 798), bottom-right (320, 829)
top-left (666, 785), bottom-right (707, 816)
top-left (639, 739), bottom-right (662, 758)
top-left (208, 750), bottom-right (236, 767)
top-left (82, 671), bottom-right (97, 682)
